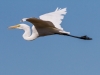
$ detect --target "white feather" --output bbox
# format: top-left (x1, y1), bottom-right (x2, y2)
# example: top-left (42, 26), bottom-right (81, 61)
top-left (39, 7), bottom-right (67, 30)
top-left (21, 18), bottom-right (28, 22)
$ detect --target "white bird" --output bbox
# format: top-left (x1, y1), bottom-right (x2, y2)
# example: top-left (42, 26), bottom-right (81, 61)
top-left (9, 7), bottom-right (92, 41)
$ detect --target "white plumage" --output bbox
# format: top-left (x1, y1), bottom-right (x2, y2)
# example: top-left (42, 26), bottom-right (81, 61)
top-left (39, 8), bottom-right (67, 30)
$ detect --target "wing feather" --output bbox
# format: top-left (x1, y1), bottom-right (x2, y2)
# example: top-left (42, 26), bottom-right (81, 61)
top-left (39, 7), bottom-right (67, 30)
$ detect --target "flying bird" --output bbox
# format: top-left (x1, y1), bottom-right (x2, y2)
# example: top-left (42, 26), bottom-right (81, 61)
top-left (9, 7), bottom-right (92, 41)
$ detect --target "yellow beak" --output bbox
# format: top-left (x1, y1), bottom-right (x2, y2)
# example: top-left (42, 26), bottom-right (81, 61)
top-left (8, 25), bottom-right (20, 29)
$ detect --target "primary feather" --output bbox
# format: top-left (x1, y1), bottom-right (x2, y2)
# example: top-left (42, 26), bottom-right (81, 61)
top-left (39, 7), bottom-right (67, 30)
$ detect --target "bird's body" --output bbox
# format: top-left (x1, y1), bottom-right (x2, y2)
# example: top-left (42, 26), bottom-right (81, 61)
top-left (9, 7), bottom-right (92, 41)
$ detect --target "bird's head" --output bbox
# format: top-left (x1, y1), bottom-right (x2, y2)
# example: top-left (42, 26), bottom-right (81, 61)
top-left (8, 24), bottom-right (30, 30)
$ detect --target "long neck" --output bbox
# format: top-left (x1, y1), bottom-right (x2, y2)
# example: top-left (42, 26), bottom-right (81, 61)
top-left (22, 26), bottom-right (38, 41)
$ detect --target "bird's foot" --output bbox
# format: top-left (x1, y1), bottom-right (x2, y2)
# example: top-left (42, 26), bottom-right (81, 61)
top-left (80, 35), bottom-right (92, 40)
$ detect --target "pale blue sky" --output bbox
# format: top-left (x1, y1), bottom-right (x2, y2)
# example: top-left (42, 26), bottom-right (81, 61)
top-left (0, 0), bottom-right (100, 75)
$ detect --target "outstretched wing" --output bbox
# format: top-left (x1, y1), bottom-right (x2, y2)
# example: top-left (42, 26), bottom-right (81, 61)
top-left (39, 7), bottom-right (67, 30)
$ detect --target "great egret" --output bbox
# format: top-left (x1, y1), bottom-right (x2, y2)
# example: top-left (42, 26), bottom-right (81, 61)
top-left (9, 7), bottom-right (92, 41)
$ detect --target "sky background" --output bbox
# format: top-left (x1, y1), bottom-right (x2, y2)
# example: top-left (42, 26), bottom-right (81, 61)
top-left (0, 0), bottom-right (100, 75)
